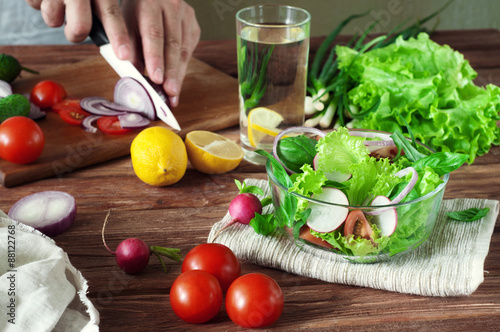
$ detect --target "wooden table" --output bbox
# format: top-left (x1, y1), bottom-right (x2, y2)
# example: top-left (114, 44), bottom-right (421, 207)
top-left (1, 29), bottom-right (499, 331)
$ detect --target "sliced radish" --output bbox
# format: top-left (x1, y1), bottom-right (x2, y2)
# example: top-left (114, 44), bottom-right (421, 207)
top-left (8, 191), bottom-right (77, 237)
top-left (307, 188), bottom-right (349, 233)
top-left (313, 154), bottom-right (351, 182)
top-left (370, 195), bottom-right (397, 236)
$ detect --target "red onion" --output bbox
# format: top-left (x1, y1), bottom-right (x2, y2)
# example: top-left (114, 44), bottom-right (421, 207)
top-left (114, 77), bottom-right (156, 120)
top-left (0, 80), bottom-right (12, 98)
top-left (272, 126), bottom-right (327, 174)
top-left (118, 113), bottom-right (150, 129)
top-left (8, 191), bottom-right (77, 237)
top-left (80, 97), bottom-right (127, 116)
top-left (82, 115), bottom-right (102, 133)
top-left (23, 93), bottom-right (46, 121)
top-left (391, 167), bottom-right (418, 204)
top-left (349, 130), bottom-right (395, 147)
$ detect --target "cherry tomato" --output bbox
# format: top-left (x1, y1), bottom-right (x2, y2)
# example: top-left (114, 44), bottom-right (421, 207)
top-left (343, 210), bottom-right (373, 239)
top-left (51, 98), bottom-right (82, 114)
top-left (59, 107), bottom-right (91, 126)
top-left (0, 116), bottom-right (45, 164)
top-left (30, 80), bottom-right (67, 108)
top-left (170, 270), bottom-right (223, 324)
top-left (181, 243), bottom-right (240, 293)
top-left (225, 273), bottom-right (284, 328)
top-left (97, 116), bottom-right (132, 135)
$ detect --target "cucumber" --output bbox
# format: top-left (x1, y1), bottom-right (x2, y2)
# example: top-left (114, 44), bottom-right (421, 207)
top-left (0, 94), bottom-right (31, 122)
top-left (0, 54), bottom-right (39, 83)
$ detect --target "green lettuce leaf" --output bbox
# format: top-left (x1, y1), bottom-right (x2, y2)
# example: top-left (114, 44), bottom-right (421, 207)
top-left (336, 32), bottom-right (500, 164)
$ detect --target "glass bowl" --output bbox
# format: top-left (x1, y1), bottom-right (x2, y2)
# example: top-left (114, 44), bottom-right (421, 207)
top-left (265, 130), bottom-right (449, 263)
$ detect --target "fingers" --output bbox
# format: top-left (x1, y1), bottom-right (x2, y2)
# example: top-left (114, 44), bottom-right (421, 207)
top-left (25, 0), bottom-right (43, 10)
top-left (161, 1), bottom-right (201, 106)
top-left (93, 0), bottom-right (131, 60)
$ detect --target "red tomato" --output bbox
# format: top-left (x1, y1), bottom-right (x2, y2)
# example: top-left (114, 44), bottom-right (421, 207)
top-left (0, 116), bottom-right (45, 164)
top-left (59, 107), bottom-right (91, 126)
top-left (97, 116), bottom-right (132, 135)
top-left (51, 98), bottom-right (82, 114)
top-left (225, 273), bottom-right (284, 328)
top-left (343, 210), bottom-right (373, 239)
top-left (181, 243), bottom-right (241, 293)
top-left (30, 80), bottom-right (67, 108)
top-left (170, 270), bottom-right (223, 324)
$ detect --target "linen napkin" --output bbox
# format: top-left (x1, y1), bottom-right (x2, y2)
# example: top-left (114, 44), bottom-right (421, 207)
top-left (207, 179), bottom-right (499, 297)
top-left (0, 211), bottom-right (99, 332)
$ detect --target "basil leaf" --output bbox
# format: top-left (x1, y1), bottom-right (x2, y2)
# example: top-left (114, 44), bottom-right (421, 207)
top-left (446, 207), bottom-right (490, 222)
top-left (250, 213), bottom-right (277, 235)
top-left (412, 152), bottom-right (469, 176)
top-left (276, 135), bottom-right (317, 173)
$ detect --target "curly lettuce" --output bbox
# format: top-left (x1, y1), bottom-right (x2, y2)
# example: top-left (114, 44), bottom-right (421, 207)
top-left (336, 32), bottom-right (500, 163)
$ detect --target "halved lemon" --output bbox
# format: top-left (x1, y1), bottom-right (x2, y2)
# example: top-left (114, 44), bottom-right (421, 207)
top-left (247, 107), bottom-right (284, 147)
top-left (185, 131), bottom-right (244, 174)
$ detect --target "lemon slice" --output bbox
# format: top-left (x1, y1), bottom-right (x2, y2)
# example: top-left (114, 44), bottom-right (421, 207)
top-left (185, 131), bottom-right (244, 174)
top-left (247, 107), bottom-right (284, 147)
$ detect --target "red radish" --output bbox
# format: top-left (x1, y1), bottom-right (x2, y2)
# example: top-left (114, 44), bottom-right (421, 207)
top-left (344, 210), bottom-right (373, 239)
top-left (211, 192), bottom-right (263, 240)
top-left (101, 210), bottom-right (182, 274)
top-left (307, 187), bottom-right (349, 233)
top-left (370, 195), bottom-right (398, 236)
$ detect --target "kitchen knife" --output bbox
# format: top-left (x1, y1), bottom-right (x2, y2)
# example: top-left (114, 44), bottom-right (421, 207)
top-left (88, 13), bottom-right (181, 131)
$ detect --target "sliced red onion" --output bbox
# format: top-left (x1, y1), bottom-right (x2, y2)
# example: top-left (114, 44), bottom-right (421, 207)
top-left (81, 115), bottom-right (102, 133)
top-left (349, 130), bottom-right (395, 147)
top-left (8, 191), bottom-right (77, 237)
top-left (114, 77), bottom-right (156, 121)
top-left (80, 96), bottom-right (127, 116)
top-left (23, 93), bottom-right (46, 121)
top-left (118, 113), bottom-right (150, 129)
top-left (0, 80), bottom-right (12, 98)
top-left (145, 76), bottom-right (168, 103)
top-left (391, 166), bottom-right (418, 204)
top-left (272, 126), bottom-right (327, 174)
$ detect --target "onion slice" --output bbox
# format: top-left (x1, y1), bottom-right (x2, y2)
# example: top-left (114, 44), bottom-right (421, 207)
top-left (114, 77), bottom-right (156, 120)
top-left (8, 191), bottom-right (77, 237)
top-left (23, 93), bottom-right (46, 121)
top-left (0, 80), bottom-right (12, 98)
top-left (82, 115), bottom-right (102, 133)
top-left (349, 130), bottom-right (395, 147)
top-left (391, 166), bottom-right (418, 204)
top-left (81, 96), bottom-right (127, 116)
top-left (118, 113), bottom-right (150, 129)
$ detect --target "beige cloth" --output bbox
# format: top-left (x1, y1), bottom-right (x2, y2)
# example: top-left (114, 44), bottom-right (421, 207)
top-left (208, 179), bottom-right (499, 297)
top-left (0, 211), bottom-right (99, 332)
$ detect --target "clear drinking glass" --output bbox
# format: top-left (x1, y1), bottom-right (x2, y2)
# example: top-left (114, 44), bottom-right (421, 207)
top-left (236, 5), bottom-right (311, 164)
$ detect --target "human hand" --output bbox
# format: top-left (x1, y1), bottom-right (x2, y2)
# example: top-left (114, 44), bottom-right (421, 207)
top-left (121, 0), bottom-right (201, 107)
top-left (25, 0), bottom-right (200, 107)
top-left (25, 0), bottom-right (132, 60)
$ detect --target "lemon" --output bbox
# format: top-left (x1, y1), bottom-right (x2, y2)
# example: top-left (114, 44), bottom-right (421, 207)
top-left (247, 107), bottom-right (284, 147)
top-left (185, 131), bottom-right (243, 174)
top-left (130, 126), bottom-right (187, 186)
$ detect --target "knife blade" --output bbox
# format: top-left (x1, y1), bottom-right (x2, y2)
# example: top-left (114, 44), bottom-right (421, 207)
top-left (88, 13), bottom-right (181, 131)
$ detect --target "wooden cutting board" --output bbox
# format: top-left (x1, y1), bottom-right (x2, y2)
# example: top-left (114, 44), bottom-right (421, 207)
top-left (1, 56), bottom-right (239, 187)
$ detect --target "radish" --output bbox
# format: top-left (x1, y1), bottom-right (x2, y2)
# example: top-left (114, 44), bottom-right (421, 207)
top-left (212, 192), bottom-right (263, 241)
top-left (370, 195), bottom-right (398, 236)
top-left (306, 187), bottom-right (349, 233)
top-left (101, 210), bottom-right (182, 274)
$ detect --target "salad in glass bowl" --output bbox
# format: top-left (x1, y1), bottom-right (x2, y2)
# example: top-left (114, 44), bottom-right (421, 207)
top-left (257, 126), bottom-right (468, 263)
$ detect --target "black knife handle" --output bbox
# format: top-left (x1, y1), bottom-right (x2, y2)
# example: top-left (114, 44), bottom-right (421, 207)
top-left (89, 13), bottom-right (109, 47)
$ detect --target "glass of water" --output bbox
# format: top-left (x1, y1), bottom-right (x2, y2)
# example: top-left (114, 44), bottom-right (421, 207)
top-left (236, 5), bottom-right (311, 165)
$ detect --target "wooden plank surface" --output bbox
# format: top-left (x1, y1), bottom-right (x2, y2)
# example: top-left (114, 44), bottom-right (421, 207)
top-left (0, 55), bottom-right (239, 187)
top-left (0, 30), bottom-right (499, 331)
